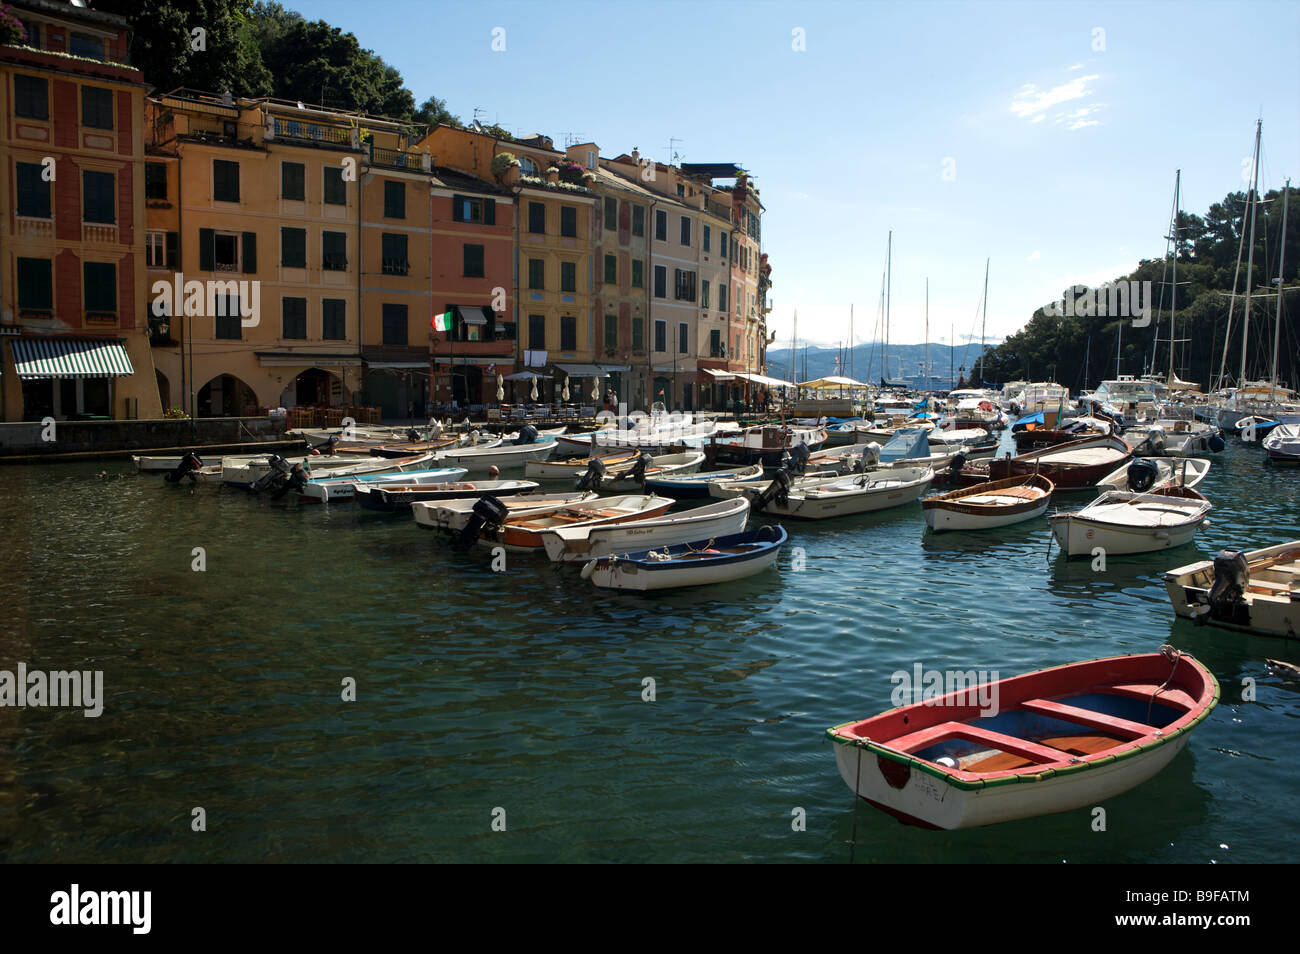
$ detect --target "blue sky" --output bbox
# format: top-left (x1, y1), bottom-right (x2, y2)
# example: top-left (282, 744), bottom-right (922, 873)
top-left (300, 0), bottom-right (1299, 348)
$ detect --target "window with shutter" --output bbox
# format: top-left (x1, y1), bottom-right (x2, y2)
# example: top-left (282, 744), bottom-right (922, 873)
top-left (82, 170), bottom-right (115, 223)
top-left (199, 228), bottom-right (215, 271)
top-left (561, 262), bottom-right (576, 292)
top-left (281, 162), bottom-right (305, 200)
top-left (213, 160), bottom-right (240, 202)
top-left (604, 255), bottom-right (616, 285)
top-left (382, 303), bottom-right (408, 345)
top-left (282, 297), bottom-right (307, 339)
top-left (384, 180), bottom-right (405, 219)
top-left (560, 206), bottom-right (577, 238)
top-left (81, 86), bottom-right (113, 130)
top-left (16, 163), bottom-right (50, 218)
top-left (464, 244), bottom-right (485, 278)
top-left (281, 228), bottom-right (306, 268)
top-left (241, 232), bottom-right (257, 274)
top-left (528, 202), bottom-right (545, 234)
top-left (16, 258), bottom-right (53, 312)
top-left (381, 233), bottom-right (408, 275)
top-left (560, 316), bottom-right (577, 351)
top-left (322, 299), bottom-right (346, 340)
top-left (322, 231), bottom-right (347, 270)
top-left (146, 163), bottom-right (168, 200)
top-left (83, 261), bottom-right (116, 313)
top-left (528, 314), bottom-right (546, 349)
top-left (323, 167), bottom-right (346, 205)
top-left (14, 74), bottom-right (48, 120)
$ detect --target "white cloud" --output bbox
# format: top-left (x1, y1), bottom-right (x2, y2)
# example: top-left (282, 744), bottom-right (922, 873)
top-left (1067, 63), bottom-right (1084, 71)
top-left (1011, 74), bottom-right (1100, 119)
top-left (1032, 114), bottom-right (1045, 124)
top-left (1027, 250), bottom-right (1041, 261)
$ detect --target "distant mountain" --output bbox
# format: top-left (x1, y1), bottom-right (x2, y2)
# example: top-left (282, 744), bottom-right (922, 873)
top-left (766, 342), bottom-right (996, 389)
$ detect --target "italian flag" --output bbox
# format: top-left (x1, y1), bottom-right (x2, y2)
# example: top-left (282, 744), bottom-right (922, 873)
top-left (432, 311), bottom-right (453, 331)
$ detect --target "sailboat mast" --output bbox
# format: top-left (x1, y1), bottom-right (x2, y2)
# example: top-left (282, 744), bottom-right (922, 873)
top-left (925, 278), bottom-right (930, 396)
top-left (978, 258), bottom-right (989, 384)
top-left (1214, 123), bottom-right (1258, 394)
top-left (1170, 169), bottom-right (1180, 383)
top-left (885, 231), bottom-right (892, 385)
top-left (849, 304), bottom-right (854, 382)
top-left (1240, 119), bottom-right (1262, 384)
top-left (1273, 179), bottom-right (1290, 388)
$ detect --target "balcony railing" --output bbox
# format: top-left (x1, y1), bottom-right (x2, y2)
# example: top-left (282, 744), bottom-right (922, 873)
top-left (381, 259), bottom-right (410, 276)
top-left (369, 146), bottom-right (426, 171)
top-left (272, 117), bottom-right (353, 149)
top-left (16, 217), bottom-right (53, 240)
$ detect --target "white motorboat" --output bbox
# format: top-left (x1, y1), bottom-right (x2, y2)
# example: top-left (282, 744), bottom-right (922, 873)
top-left (921, 474), bottom-right (1055, 533)
top-left (745, 466), bottom-right (934, 519)
top-left (424, 493), bottom-right (675, 551)
top-left (1095, 457), bottom-right (1210, 493)
top-left (1165, 541), bottom-right (1300, 637)
top-left (412, 491), bottom-right (596, 532)
top-left (220, 452), bottom-right (435, 488)
top-left (877, 427), bottom-right (959, 470)
top-left (1123, 418), bottom-right (1224, 456)
top-left (1263, 423), bottom-right (1300, 463)
top-left (355, 479), bottom-right (539, 513)
top-left (1048, 486), bottom-right (1211, 557)
top-left (643, 463), bottom-right (765, 499)
top-left (298, 466), bottom-right (468, 503)
top-left (580, 525), bottom-right (788, 591)
top-left (541, 497), bottom-right (751, 563)
top-left (431, 437), bottom-right (557, 474)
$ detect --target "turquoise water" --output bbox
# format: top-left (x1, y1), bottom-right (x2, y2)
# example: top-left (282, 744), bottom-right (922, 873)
top-left (0, 438), bottom-right (1296, 863)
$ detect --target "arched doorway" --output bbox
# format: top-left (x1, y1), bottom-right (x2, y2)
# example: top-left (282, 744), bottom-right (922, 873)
top-left (156, 370), bottom-right (171, 412)
top-left (295, 368), bottom-right (338, 406)
top-left (197, 374), bottom-right (259, 417)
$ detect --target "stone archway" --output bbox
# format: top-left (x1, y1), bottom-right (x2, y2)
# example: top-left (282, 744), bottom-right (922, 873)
top-left (196, 373), bottom-right (260, 418)
top-left (155, 369), bottom-right (171, 412)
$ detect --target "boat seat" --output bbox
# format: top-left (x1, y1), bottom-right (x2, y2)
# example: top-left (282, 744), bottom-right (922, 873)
top-left (1017, 698), bottom-right (1151, 738)
top-left (1103, 683), bottom-right (1197, 712)
top-left (889, 721), bottom-right (1066, 765)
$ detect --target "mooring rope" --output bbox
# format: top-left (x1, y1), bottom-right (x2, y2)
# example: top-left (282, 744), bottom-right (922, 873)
top-left (849, 743), bottom-right (864, 865)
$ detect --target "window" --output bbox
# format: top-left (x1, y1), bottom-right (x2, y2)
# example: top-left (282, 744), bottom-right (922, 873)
top-left (604, 196), bottom-right (618, 230)
top-left (322, 231), bottom-right (346, 271)
top-left (322, 299), bottom-right (346, 340)
top-left (323, 167), bottom-right (346, 205)
top-left (281, 162), bottom-right (304, 200)
top-left (719, 232), bottom-right (728, 259)
top-left (736, 283), bottom-right (742, 315)
top-left (281, 228), bottom-right (306, 268)
top-left (632, 205), bottom-right (645, 237)
top-left (703, 225), bottom-right (711, 253)
top-left (680, 216), bottom-right (691, 246)
top-left (560, 315), bottom-right (577, 351)
top-left (213, 160), bottom-right (239, 203)
top-left (653, 319), bottom-right (667, 353)
top-left (146, 163), bottom-right (168, 201)
top-left (653, 265), bottom-right (666, 299)
top-left (519, 156), bottom-right (538, 176)
top-left (384, 180), bottom-right (405, 219)
top-left (560, 206), bottom-right (577, 238)
top-left (70, 33), bottom-right (104, 60)
top-left (604, 314), bottom-right (618, 350)
top-left (678, 322), bottom-right (688, 354)
top-left (654, 209), bottom-right (667, 241)
top-left (23, 21), bottom-right (40, 48)
top-left (146, 231), bottom-right (177, 269)
top-left (453, 194), bottom-right (495, 224)
top-left (16, 258), bottom-right (52, 313)
top-left (381, 233), bottom-right (408, 275)
top-left (719, 283), bottom-right (728, 312)
top-left (382, 303), bottom-right (408, 345)
top-left (561, 261), bottom-right (576, 292)
top-left (16, 162), bottom-right (50, 218)
top-left (528, 201), bottom-right (545, 234)
top-left (528, 314), bottom-right (546, 349)
top-left (282, 297), bottom-right (307, 339)
top-left (701, 280), bottom-right (710, 309)
top-left (81, 86), bottom-right (113, 130)
top-left (464, 243), bottom-right (485, 278)
top-left (83, 261), bottom-right (116, 314)
top-left (632, 260), bottom-right (644, 289)
top-left (495, 320), bottom-right (517, 341)
top-left (213, 233), bottom-right (239, 271)
top-left (528, 258), bottom-right (545, 289)
top-left (604, 254), bottom-right (617, 285)
top-left (82, 170), bottom-right (115, 223)
top-left (14, 75), bottom-right (48, 120)
top-left (632, 317), bottom-right (643, 351)
top-left (673, 269), bottom-right (696, 302)
top-left (215, 296), bottom-right (241, 340)
top-left (710, 329), bottom-right (722, 358)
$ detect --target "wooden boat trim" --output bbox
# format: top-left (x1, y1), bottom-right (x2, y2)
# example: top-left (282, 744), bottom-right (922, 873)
top-left (922, 475), bottom-right (1054, 516)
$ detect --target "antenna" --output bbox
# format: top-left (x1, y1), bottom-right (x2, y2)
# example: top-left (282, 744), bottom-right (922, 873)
top-left (665, 138), bottom-right (683, 165)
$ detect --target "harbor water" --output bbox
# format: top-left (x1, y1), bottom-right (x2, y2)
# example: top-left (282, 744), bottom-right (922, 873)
top-left (0, 439), bottom-right (1296, 863)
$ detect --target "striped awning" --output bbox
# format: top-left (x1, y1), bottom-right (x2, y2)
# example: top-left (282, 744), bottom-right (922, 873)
top-left (11, 338), bottom-right (135, 380)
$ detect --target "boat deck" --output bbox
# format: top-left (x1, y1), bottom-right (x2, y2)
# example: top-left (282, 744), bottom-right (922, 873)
top-left (1081, 496), bottom-right (1206, 526)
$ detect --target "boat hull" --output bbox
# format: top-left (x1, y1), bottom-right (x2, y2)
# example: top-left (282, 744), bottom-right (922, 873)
top-left (1165, 541), bottom-right (1300, 637)
top-left (541, 498), bottom-right (750, 563)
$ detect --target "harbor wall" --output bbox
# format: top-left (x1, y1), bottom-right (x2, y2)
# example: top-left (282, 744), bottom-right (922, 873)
top-left (0, 416), bottom-right (288, 459)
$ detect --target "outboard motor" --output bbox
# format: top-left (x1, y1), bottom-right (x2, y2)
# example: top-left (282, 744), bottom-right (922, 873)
top-left (854, 443), bottom-right (881, 474)
top-left (513, 424), bottom-right (538, 446)
top-left (947, 451), bottom-right (968, 477)
top-left (455, 494), bottom-right (511, 549)
top-left (406, 427), bottom-right (421, 442)
top-left (164, 452), bottom-right (204, 484)
top-left (577, 457), bottom-right (607, 492)
top-left (786, 441), bottom-right (810, 476)
top-left (250, 455), bottom-right (291, 494)
top-left (1208, 432), bottom-right (1226, 453)
top-left (270, 461), bottom-right (308, 501)
top-left (1201, 550), bottom-right (1251, 625)
top-left (744, 468), bottom-right (793, 513)
top-left (630, 450), bottom-right (653, 486)
top-left (308, 434), bottom-right (340, 456)
top-left (1126, 458), bottom-right (1159, 493)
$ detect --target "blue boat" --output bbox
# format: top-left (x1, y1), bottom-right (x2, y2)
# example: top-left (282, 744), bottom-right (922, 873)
top-left (644, 463), bottom-right (765, 499)
top-left (581, 525), bottom-right (788, 591)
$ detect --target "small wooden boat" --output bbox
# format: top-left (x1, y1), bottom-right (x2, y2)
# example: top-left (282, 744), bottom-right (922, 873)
top-left (356, 479), bottom-right (539, 512)
top-left (826, 650), bottom-right (1219, 829)
top-left (806, 442), bottom-right (882, 475)
top-left (1165, 541), bottom-right (1300, 637)
top-left (1095, 457), bottom-right (1209, 493)
top-left (420, 493), bottom-right (673, 550)
top-left (1049, 485), bottom-right (1211, 557)
top-left (704, 424), bottom-right (828, 467)
top-left (220, 452), bottom-right (435, 488)
top-left (412, 492), bottom-right (596, 532)
top-left (922, 474), bottom-right (1055, 533)
top-left (948, 434), bottom-right (1131, 491)
top-left (644, 463), bottom-right (764, 499)
top-left (430, 437), bottom-right (557, 474)
top-left (524, 451), bottom-right (637, 480)
top-left (581, 525), bottom-right (787, 591)
top-left (741, 466), bottom-right (933, 519)
top-left (593, 451), bottom-right (707, 490)
top-left (297, 466), bottom-right (468, 503)
top-left (542, 497), bottom-right (751, 563)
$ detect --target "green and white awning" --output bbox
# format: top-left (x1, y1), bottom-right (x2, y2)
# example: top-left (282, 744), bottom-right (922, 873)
top-left (11, 338), bottom-right (135, 380)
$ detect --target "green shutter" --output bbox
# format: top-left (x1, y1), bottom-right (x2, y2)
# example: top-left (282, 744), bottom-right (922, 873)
top-left (242, 232), bottom-right (257, 274)
top-left (199, 228), bottom-right (214, 271)
top-left (165, 231), bottom-right (179, 269)
top-left (485, 198), bottom-right (496, 226)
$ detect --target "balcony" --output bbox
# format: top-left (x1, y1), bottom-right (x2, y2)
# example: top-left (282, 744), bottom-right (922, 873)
top-left (16, 217), bottom-right (53, 240)
top-left (82, 223), bottom-right (118, 244)
top-left (431, 338), bottom-right (515, 358)
top-left (381, 259), bottom-right (410, 276)
top-left (369, 145), bottom-right (428, 172)
top-left (270, 117), bottom-right (354, 150)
